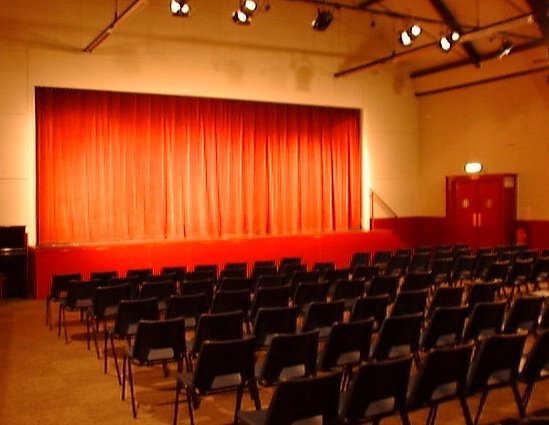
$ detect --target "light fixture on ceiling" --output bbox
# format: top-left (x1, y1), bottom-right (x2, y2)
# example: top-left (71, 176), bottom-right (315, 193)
top-left (399, 24), bottom-right (422, 47)
top-left (498, 40), bottom-right (514, 58)
top-left (170, 0), bottom-right (191, 17)
top-left (312, 9), bottom-right (334, 31)
top-left (232, 0), bottom-right (258, 25)
top-left (464, 162), bottom-right (483, 174)
top-left (439, 30), bottom-right (460, 52)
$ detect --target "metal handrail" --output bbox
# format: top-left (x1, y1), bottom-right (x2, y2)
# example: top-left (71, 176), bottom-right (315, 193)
top-left (369, 189), bottom-right (399, 233)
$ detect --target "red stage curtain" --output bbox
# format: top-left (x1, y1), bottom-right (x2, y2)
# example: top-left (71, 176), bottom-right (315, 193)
top-left (36, 87), bottom-right (361, 245)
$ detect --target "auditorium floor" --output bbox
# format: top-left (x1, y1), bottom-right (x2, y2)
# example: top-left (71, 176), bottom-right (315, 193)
top-left (1, 298), bottom-right (548, 425)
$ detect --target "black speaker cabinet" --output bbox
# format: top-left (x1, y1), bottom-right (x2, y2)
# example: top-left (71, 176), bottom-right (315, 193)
top-left (0, 226), bottom-right (28, 298)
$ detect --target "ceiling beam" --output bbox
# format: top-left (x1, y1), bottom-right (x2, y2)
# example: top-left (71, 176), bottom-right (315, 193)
top-left (415, 65), bottom-right (549, 97)
top-left (526, 0), bottom-right (549, 42)
top-left (357, 0), bottom-right (384, 8)
top-left (410, 38), bottom-right (546, 78)
top-left (428, 0), bottom-right (481, 67)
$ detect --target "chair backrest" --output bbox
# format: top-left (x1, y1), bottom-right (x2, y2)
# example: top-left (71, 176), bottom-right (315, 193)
top-left (466, 332), bottom-right (528, 393)
top-left (318, 318), bottom-right (374, 371)
top-left (428, 258), bottom-right (452, 286)
top-left (185, 270), bottom-right (216, 282)
top-left (160, 266), bottom-right (186, 282)
top-left (520, 328), bottom-right (549, 384)
top-left (420, 306), bottom-right (468, 350)
top-left (50, 273), bottom-right (81, 299)
top-left (462, 301), bottom-right (506, 342)
top-left (261, 371), bottom-right (342, 425)
top-left (179, 278), bottom-right (215, 305)
top-left (391, 289), bottom-right (428, 317)
top-left (505, 259), bottom-right (533, 286)
top-left (427, 286), bottom-right (464, 318)
top-left (371, 312), bottom-right (423, 360)
top-left (366, 275), bottom-right (399, 302)
top-left (165, 293), bottom-right (209, 324)
top-left (312, 262), bottom-right (336, 275)
top-left (385, 254), bottom-right (410, 277)
top-left (192, 336), bottom-right (256, 394)
top-left (408, 253), bottom-right (432, 273)
top-left (350, 252), bottom-right (370, 269)
top-left (332, 279), bottom-right (366, 304)
top-left (210, 289), bottom-right (251, 316)
top-left (140, 280), bottom-right (176, 309)
top-left (301, 301), bottom-right (345, 337)
top-left (258, 330), bottom-right (319, 385)
top-left (322, 269), bottom-right (351, 287)
top-left (249, 284), bottom-right (291, 321)
top-left (193, 264), bottom-right (218, 279)
top-left (503, 295), bottom-right (544, 334)
top-left (340, 355), bottom-right (413, 423)
top-left (408, 343), bottom-right (474, 408)
top-left (126, 268), bottom-right (153, 281)
top-left (351, 265), bottom-right (379, 282)
top-left (529, 256), bottom-right (549, 284)
top-left (112, 297), bottom-right (159, 337)
top-left (90, 270), bottom-right (118, 283)
top-left (92, 283), bottom-right (131, 320)
top-left (465, 282), bottom-right (499, 312)
top-left (350, 294), bottom-right (390, 330)
top-left (255, 274), bottom-right (287, 290)
top-left (483, 260), bottom-right (510, 283)
top-left (217, 277), bottom-right (253, 292)
top-left (451, 255), bottom-right (476, 282)
top-left (131, 317), bottom-right (186, 365)
top-left (400, 271), bottom-right (431, 291)
top-left (472, 253), bottom-right (498, 279)
top-left (292, 282), bottom-right (329, 313)
top-left (192, 311), bottom-right (244, 356)
top-left (287, 270), bottom-right (320, 290)
top-left (253, 306), bottom-right (298, 349)
top-left (65, 280), bottom-right (97, 309)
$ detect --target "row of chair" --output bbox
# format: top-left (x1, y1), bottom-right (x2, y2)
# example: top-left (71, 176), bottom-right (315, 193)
top-left (120, 312), bottom-right (549, 425)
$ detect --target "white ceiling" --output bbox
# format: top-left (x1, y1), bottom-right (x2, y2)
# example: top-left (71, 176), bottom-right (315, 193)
top-left (1, 0), bottom-right (547, 95)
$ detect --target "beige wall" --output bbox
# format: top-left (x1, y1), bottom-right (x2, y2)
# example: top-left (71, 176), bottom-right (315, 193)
top-left (0, 39), bottom-right (421, 245)
top-left (418, 70), bottom-right (549, 219)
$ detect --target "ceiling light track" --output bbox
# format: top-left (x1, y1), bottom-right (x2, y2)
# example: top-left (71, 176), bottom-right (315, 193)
top-left (83, 0), bottom-right (149, 52)
top-left (286, 0), bottom-right (448, 25)
top-left (334, 12), bottom-right (538, 78)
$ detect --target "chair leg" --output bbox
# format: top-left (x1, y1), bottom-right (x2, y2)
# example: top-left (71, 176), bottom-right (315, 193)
top-left (110, 336), bottom-right (122, 385)
top-left (398, 407), bottom-right (412, 425)
top-left (522, 383), bottom-right (534, 415)
top-left (185, 386), bottom-right (196, 425)
top-left (460, 396), bottom-right (474, 425)
top-left (248, 380), bottom-right (261, 410)
top-left (128, 361), bottom-right (137, 418)
top-left (121, 356), bottom-right (127, 400)
top-left (512, 382), bottom-right (526, 418)
top-left (473, 391), bottom-right (489, 425)
top-left (426, 405), bottom-right (438, 425)
top-left (173, 378), bottom-right (182, 425)
top-left (234, 386), bottom-right (244, 425)
top-left (103, 330), bottom-right (109, 374)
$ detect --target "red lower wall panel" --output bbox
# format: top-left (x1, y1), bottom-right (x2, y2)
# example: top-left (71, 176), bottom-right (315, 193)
top-left (30, 230), bottom-right (404, 299)
top-left (515, 220), bottom-right (549, 250)
top-left (371, 217), bottom-right (448, 248)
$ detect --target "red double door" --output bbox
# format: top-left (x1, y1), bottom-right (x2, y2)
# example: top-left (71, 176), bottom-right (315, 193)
top-left (446, 174), bottom-right (517, 249)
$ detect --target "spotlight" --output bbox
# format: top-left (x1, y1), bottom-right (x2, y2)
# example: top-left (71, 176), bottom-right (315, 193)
top-left (439, 30), bottom-right (460, 52)
top-left (312, 9), bottom-right (333, 31)
top-left (232, 0), bottom-right (257, 25)
top-left (241, 0), bottom-right (258, 14)
top-left (232, 9), bottom-right (251, 24)
top-left (498, 40), bottom-right (514, 58)
top-left (170, 0), bottom-right (190, 16)
top-left (399, 24), bottom-right (422, 47)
